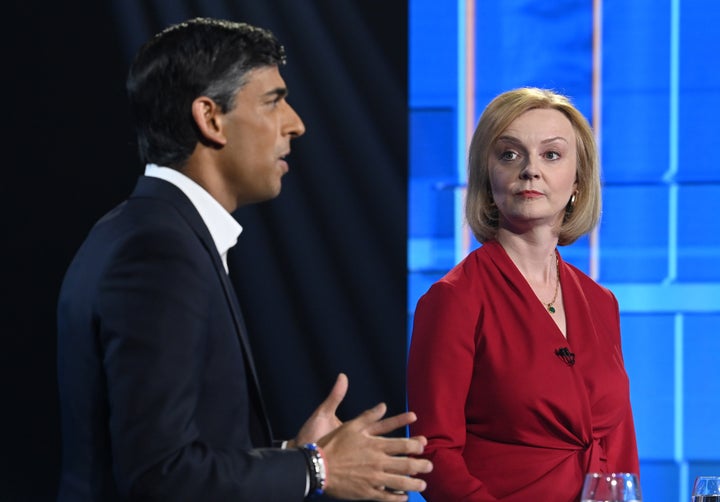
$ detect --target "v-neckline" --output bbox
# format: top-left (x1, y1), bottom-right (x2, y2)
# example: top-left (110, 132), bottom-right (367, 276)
top-left (486, 240), bottom-right (571, 344)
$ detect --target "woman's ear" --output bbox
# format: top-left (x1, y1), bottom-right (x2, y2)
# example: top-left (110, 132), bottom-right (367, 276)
top-left (191, 96), bottom-right (227, 147)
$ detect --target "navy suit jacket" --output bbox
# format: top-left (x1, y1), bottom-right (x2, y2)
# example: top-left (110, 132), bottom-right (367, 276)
top-left (57, 176), bottom-right (307, 501)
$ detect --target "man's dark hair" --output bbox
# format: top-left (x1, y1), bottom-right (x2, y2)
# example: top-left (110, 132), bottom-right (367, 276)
top-left (127, 18), bottom-right (286, 168)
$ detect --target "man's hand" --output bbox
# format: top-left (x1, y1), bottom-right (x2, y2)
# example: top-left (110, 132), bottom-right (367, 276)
top-left (317, 400), bottom-right (433, 501)
top-left (288, 373), bottom-right (348, 448)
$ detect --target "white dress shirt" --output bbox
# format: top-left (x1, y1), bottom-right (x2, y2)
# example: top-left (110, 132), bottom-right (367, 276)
top-left (144, 163), bottom-right (242, 273)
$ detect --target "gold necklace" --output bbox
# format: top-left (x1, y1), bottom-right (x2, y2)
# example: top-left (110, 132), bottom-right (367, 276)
top-left (544, 254), bottom-right (560, 314)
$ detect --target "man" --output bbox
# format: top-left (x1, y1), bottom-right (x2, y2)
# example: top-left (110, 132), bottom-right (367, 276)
top-left (57, 18), bottom-right (431, 501)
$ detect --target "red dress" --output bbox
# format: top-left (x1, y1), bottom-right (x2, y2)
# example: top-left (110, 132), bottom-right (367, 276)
top-left (407, 240), bottom-right (639, 501)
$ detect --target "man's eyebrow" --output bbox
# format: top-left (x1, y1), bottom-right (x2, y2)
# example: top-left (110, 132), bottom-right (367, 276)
top-left (263, 87), bottom-right (288, 99)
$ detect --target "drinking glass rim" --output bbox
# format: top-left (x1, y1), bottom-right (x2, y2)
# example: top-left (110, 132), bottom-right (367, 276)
top-left (585, 472), bottom-right (640, 478)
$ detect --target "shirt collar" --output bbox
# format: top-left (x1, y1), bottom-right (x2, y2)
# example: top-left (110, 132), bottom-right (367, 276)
top-left (144, 163), bottom-right (242, 272)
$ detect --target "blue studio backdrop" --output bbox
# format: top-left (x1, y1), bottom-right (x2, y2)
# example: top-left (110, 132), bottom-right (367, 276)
top-left (409, 1), bottom-right (720, 501)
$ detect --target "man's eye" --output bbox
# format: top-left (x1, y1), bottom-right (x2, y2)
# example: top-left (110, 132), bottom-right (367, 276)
top-left (266, 95), bottom-right (284, 108)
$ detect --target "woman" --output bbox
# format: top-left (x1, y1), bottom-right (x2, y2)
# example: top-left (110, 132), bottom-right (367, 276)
top-left (407, 87), bottom-right (639, 501)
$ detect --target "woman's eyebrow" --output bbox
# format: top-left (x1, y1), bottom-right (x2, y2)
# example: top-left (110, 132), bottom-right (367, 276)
top-left (540, 136), bottom-right (569, 144)
top-left (496, 135), bottom-right (522, 145)
top-left (496, 135), bottom-right (569, 145)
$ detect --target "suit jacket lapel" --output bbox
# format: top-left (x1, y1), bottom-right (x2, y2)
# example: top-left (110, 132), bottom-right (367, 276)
top-left (130, 176), bottom-right (273, 444)
top-left (217, 271), bottom-right (274, 446)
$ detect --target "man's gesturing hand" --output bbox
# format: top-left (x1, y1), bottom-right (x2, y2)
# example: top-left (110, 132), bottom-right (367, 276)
top-left (317, 400), bottom-right (433, 501)
top-left (290, 373), bottom-right (349, 448)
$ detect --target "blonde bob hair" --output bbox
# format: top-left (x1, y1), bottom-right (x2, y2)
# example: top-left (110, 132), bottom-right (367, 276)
top-left (465, 87), bottom-right (601, 246)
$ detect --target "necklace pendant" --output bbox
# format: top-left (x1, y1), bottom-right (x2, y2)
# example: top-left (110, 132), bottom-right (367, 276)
top-left (547, 304), bottom-right (556, 314)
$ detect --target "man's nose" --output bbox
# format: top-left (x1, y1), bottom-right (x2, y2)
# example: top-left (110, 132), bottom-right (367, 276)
top-left (284, 103), bottom-right (306, 138)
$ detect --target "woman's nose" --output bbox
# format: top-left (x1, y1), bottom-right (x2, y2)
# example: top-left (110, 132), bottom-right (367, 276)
top-left (519, 158), bottom-right (540, 179)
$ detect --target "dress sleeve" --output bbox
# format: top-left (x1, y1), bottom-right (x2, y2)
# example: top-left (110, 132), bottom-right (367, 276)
top-left (407, 281), bottom-right (499, 501)
top-left (601, 291), bottom-right (641, 475)
top-left (603, 404), bottom-right (640, 475)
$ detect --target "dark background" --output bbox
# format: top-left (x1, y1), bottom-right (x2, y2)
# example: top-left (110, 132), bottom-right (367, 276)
top-left (4, 1), bottom-right (407, 499)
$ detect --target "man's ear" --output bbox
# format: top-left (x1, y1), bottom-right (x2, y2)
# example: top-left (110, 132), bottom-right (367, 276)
top-left (191, 96), bottom-right (227, 147)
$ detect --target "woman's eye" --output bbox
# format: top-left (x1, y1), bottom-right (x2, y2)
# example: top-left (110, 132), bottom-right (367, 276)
top-left (545, 151), bottom-right (560, 160)
top-left (500, 151), bottom-right (518, 161)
